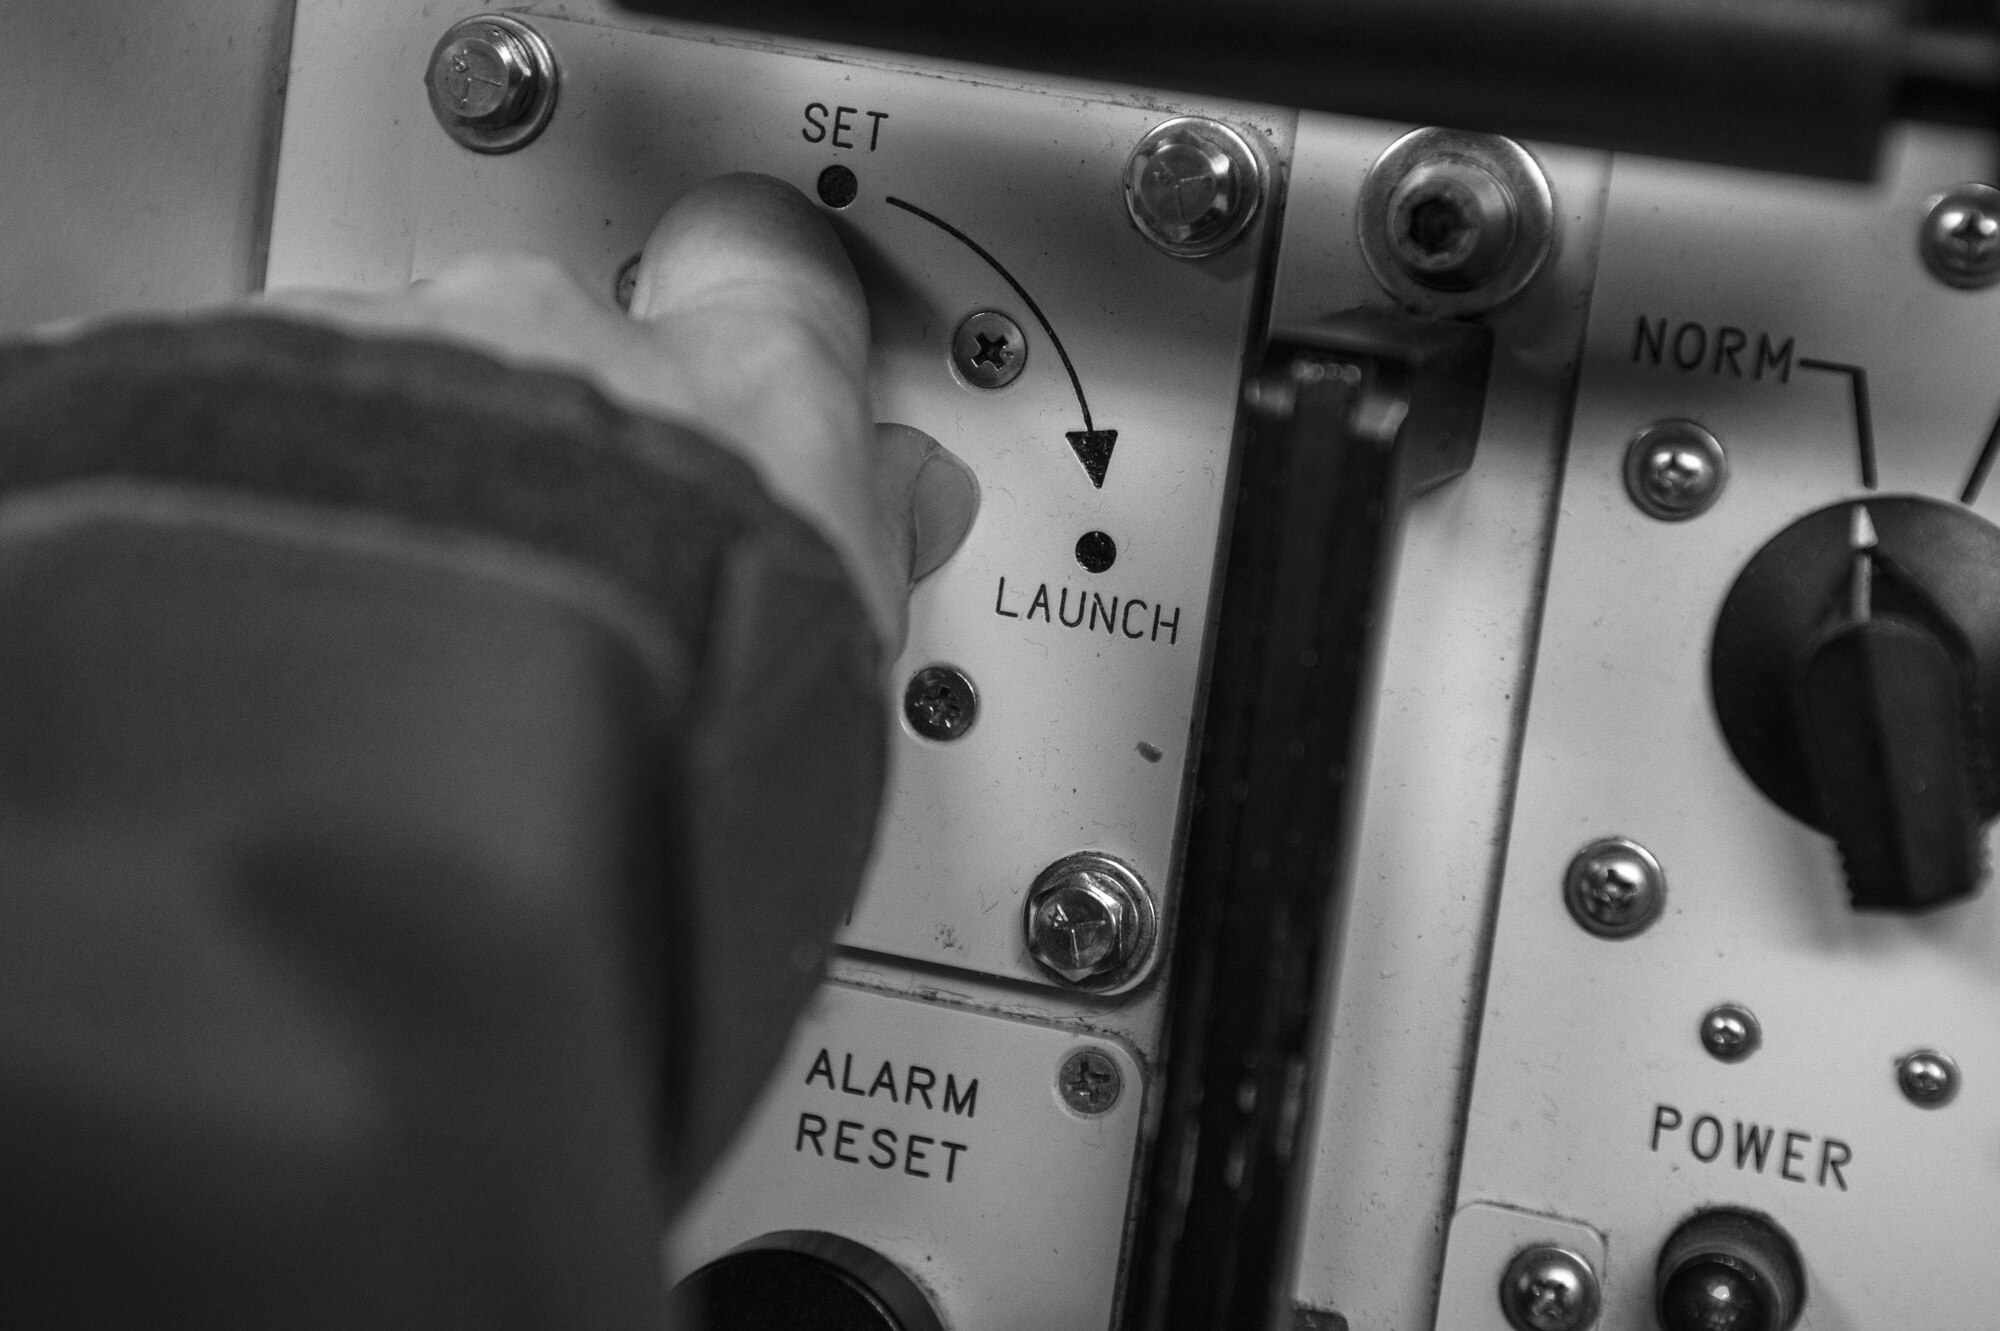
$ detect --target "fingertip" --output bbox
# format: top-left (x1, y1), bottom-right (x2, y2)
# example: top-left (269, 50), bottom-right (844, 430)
top-left (910, 441), bottom-right (980, 584)
top-left (627, 173), bottom-right (868, 371)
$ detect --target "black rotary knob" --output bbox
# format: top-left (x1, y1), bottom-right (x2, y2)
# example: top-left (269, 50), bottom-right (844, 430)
top-left (1711, 495), bottom-right (2000, 911)
top-left (670, 1231), bottom-right (943, 1331)
top-left (1655, 1209), bottom-right (1805, 1331)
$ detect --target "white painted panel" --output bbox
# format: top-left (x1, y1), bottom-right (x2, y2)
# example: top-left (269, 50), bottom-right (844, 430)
top-left (667, 981), bottom-right (1144, 1328)
top-left (271, 5), bottom-right (1290, 992)
top-left (1454, 127), bottom-right (2000, 1328)
top-left (0, 0), bottom-right (293, 330)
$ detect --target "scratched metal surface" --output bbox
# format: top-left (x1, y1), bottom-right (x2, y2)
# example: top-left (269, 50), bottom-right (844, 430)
top-left (1450, 126), bottom-right (2000, 1329)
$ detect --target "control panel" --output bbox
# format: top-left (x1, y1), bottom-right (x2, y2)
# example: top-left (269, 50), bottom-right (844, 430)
top-left (250, 3), bottom-right (2000, 1328)
top-left (1439, 130), bottom-right (2000, 1331)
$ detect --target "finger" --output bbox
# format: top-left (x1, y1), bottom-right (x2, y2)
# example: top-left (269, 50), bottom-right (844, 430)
top-left (627, 174), bottom-right (868, 377)
top-left (626, 175), bottom-right (903, 648)
top-left (873, 425), bottom-right (980, 585)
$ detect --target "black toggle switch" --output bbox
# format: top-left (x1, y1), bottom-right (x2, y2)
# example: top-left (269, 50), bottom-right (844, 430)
top-left (1712, 496), bottom-right (2000, 912)
top-left (1655, 1208), bottom-right (1805, 1331)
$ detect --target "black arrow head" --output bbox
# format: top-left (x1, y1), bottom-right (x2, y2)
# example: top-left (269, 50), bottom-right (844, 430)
top-left (1066, 430), bottom-right (1119, 488)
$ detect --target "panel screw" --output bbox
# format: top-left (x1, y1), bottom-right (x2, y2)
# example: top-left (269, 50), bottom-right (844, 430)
top-left (1898, 1049), bottom-right (1960, 1107)
top-left (1388, 158), bottom-right (1517, 292)
top-left (1023, 853), bottom-right (1156, 990)
top-left (1058, 1048), bottom-right (1124, 1115)
top-left (1499, 1245), bottom-right (1601, 1331)
top-left (903, 665), bottom-right (978, 742)
top-left (1625, 420), bottom-right (1727, 521)
top-left (1920, 183), bottom-right (2000, 289)
top-left (1700, 1004), bottom-right (1762, 1062)
top-left (951, 311), bottom-right (1027, 390)
top-left (1563, 837), bottom-right (1666, 939)
top-left (1124, 117), bottom-right (1265, 259)
top-left (426, 15), bottom-right (559, 154)
top-left (1358, 128), bottom-right (1553, 316)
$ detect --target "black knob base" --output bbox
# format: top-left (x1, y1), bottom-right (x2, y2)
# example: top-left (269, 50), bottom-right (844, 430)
top-left (1711, 495), bottom-right (2000, 912)
top-left (670, 1231), bottom-right (943, 1331)
top-left (1655, 1208), bottom-right (1805, 1331)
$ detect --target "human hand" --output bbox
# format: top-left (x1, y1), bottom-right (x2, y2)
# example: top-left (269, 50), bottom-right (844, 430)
top-left (265, 172), bottom-right (978, 654)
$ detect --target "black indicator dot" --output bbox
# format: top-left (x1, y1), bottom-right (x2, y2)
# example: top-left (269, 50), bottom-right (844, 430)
top-left (816, 165), bottom-right (859, 209)
top-left (1076, 530), bottom-right (1117, 573)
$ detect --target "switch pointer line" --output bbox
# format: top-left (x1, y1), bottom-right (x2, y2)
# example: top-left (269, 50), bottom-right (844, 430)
top-left (1961, 398), bottom-right (2000, 504)
top-left (1799, 358), bottom-right (1876, 490)
top-left (884, 196), bottom-right (1097, 433)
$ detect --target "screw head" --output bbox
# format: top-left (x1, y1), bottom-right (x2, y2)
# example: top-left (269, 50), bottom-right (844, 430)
top-left (950, 311), bottom-right (1027, 390)
top-left (1058, 1048), bottom-right (1124, 1115)
top-left (1625, 420), bottom-right (1727, 521)
top-left (1700, 1004), bottom-right (1762, 1062)
top-left (1897, 1049), bottom-right (1960, 1107)
top-left (1023, 853), bottom-right (1156, 990)
top-left (1358, 128), bottom-right (1554, 316)
top-left (1921, 183), bottom-right (2000, 289)
top-left (1386, 157), bottom-right (1518, 292)
top-left (1124, 117), bottom-right (1265, 259)
top-left (903, 665), bottom-right (978, 742)
top-left (1564, 837), bottom-right (1666, 938)
top-left (1499, 1246), bottom-right (1601, 1331)
top-left (425, 16), bottom-right (558, 154)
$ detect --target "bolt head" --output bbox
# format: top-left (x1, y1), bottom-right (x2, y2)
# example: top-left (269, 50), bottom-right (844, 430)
top-left (1564, 837), bottom-right (1666, 938)
top-left (1058, 1048), bottom-right (1124, 1115)
top-left (950, 311), bottom-right (1026, 390)
top-left (1030, 877), bottom-right (1126, 980)
top-left (425, 16), bottom-right (558, 154)
top-left (1922, 183), bottom-right (2000, 289)
top-left (1500, 1246), bottom-right (1600, 1331)
top-left (1700, 1004), bottom-right (1761, 1062)
top-left (432, 33), bottom-right (533, 126)
top-left (1386, 157), bottom-right (1517, 291)
top-left (1124, 117), bottom-right (1264, 259)
top-left (1023, 854), bottom-right (1154, 989)
top-left (903, 665), bottom-right (978, 741)
top-left (1626, 420), bottom-right (1727, 521)
top-left (1898, 1049), bottom-right (1959, 1107)
top-left (1358, 128), bottom-right (1554, 317)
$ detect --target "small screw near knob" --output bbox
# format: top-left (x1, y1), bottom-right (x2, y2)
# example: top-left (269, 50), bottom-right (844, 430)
top-left (1563, 837), bottom-right (1666, 938)
top-left (1897, 1049), bottom-right (1960, 1108)
top-left (1626, 420), bottom-right (1727, 521)
top-left (1700, 1004), bottom-right (1761, 1063)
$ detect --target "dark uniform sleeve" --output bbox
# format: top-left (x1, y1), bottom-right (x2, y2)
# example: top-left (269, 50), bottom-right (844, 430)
top-left (0, 316), bottom-right (886, 1328)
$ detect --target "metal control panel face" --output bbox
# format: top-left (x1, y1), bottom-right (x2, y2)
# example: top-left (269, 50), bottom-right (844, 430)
top-left (271, 4), bottom-right (1284, 995)
top-left (668, 982), bottom-right (1144, 1325)
top-left (1449, 128), bottom-right (2000, 1328)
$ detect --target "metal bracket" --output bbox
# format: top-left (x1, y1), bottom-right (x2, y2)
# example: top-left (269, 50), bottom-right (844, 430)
top-left (1120, 310), bottom-right (1493, 1331)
